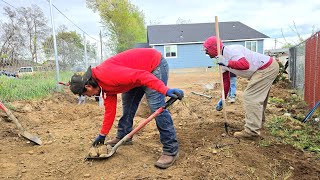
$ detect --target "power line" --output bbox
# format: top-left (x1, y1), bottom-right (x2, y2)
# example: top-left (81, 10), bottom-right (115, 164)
top-left (0, 0), bottom-right (17, 9)
top-left (1, 0), bottom-right (97, 41)
top-left (45, 0), bottom-right (98, 41)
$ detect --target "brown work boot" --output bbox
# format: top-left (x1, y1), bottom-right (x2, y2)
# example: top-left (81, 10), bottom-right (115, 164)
top-left (154, 153), bottom-right (179, 169)
top-left (105, 137), bottom-right (133, 147)
top-left (234, 130), bottom-right (260, 140)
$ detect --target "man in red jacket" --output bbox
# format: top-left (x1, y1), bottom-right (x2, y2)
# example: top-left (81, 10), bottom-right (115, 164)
top-left (203, 36), bottom-right (279, 139)
top-left (69, 48), bottom-right (183, 169)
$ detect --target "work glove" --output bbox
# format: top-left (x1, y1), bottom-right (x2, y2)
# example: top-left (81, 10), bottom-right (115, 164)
top-left (166, 88), bottom-right (184, 100)
top-left (92, 134), bottom-right (106, 147)
top-left (216, 99), bottom-right (223, 111)
top-left (216, 55), bottom-right (228, 66)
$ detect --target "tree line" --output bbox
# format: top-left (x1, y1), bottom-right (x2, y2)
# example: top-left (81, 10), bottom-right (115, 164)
top-left (0, 4), bottom-right (96, 69)
top-left (0, 1), bottom-right (149, 69)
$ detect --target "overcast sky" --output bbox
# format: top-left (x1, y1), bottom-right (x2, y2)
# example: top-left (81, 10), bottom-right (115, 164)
top-left (1, 0), bottom-right (320, 49)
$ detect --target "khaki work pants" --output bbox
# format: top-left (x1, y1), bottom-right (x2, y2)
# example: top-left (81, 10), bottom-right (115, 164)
top-left (243, 59), bottom-right (279, 134)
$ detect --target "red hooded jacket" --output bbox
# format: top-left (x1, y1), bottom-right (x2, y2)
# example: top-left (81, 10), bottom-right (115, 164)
top-left (91, 48), bottom-right (169, 135)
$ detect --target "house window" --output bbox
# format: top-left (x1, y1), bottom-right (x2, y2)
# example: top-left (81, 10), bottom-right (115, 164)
top-left (245, 41), bottom-right (257, 52)
top-left (164, 45), bottom-right (177, 58)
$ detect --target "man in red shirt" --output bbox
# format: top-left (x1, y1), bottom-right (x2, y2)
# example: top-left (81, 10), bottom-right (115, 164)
top-left (69, 48), bottom-right (183, 169)
top-left (203, 36), bottom-right (279, 139)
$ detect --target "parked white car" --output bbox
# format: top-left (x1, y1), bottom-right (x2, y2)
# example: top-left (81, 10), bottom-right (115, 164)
top-left (17, 66), bottom-right (34, 77)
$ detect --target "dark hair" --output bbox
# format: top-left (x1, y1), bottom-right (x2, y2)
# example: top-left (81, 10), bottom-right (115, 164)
top-left (82, 77), bottom-right (98, 93)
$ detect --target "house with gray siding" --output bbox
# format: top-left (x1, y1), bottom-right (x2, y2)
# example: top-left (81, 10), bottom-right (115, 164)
top-left (147, 22), bottom-right (269, 69)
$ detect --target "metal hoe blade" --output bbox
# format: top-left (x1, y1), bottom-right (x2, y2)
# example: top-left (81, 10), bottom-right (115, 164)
top-left (21, 131), bottom-right (42, 145)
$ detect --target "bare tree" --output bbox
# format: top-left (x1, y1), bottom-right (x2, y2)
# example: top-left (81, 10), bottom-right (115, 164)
top-left (0, 5), bottom-right (49, 68)
top-left (0, 7), bottom-right (24, 67)
top-left (176, 17), bottom-right (191, 24)
top-left (281, 21), bottom-right (317, 48)
top-left (17, 4), bottom-right (49, 63)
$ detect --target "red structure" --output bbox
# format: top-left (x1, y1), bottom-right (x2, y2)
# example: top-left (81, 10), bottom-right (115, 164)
top-left (305, 32), bottom-right (320, 108)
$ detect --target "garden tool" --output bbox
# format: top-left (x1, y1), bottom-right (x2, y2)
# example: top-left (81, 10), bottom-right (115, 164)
top-left (302, 100), bottom-right (320, 123)
top-left (58, 82), bottom-right (69, 86)
top-left (85, 97), bottom-right (179, 160)
top-left (191, 91), bottom-right (212, 99)
top-left (215, 16), bottom-right (228, 125)
top-left (0, 101), bottom-right (42, 145)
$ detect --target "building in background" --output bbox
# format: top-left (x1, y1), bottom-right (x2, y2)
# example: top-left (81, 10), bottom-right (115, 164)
top-left (147, 21), bottom-right (269, 69)
top-left (265, 48), bottom-right (289, 65)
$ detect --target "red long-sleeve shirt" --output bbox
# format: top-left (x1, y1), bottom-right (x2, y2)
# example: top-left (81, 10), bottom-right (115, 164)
top-left (91, 48), bottom-right (169, 135)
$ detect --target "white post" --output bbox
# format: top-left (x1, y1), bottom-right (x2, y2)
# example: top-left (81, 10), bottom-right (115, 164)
top-left (100, 30), bottom-right (103, 64)
top-left (83, 33), bottom-right (88, 68)
top-left (49, 0), bottom-right (60, 89)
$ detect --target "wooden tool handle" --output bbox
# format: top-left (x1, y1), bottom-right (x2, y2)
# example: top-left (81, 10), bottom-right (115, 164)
top-left (0, 102), bottom-right (25, 132)
top-left (215, 16), bottom-right (227, 121)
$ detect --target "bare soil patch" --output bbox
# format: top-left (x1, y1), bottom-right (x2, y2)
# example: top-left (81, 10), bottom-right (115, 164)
top-left (1, 68), bottom-right (319, 179)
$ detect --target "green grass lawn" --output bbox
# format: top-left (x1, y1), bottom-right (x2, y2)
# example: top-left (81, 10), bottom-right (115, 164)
top-left (0, 71), bottom-right (73, 102)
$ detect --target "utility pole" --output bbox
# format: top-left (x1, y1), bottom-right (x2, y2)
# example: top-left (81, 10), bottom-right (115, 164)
top-left (83, 32), bottom-right (88, 68)
top-left (49, 0), bottom-right (60, 89)
top-left (100, 30), bottom-right (103, 63)
top-left (274, 38), bottom-right (277, 49)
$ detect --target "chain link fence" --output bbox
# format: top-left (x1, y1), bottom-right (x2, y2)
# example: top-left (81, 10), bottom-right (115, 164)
top-left (288, 42), bottom-right (305, 92)
top-left (0, 0), bottom-right (107, 78)
top-left (289, 31), bottom-right (320, 108)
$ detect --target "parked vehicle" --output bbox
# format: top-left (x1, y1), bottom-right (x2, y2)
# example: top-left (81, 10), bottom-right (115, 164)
top-left (17, 66), bottom-right (34, 77)
top-left (0, 70), bottom-right (18, 78)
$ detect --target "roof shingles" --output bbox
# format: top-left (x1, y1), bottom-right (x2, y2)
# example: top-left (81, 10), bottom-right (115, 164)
top-left (147, 21), bottom-right (269, 45)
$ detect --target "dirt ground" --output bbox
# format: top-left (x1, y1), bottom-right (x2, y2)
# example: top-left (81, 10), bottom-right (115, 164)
top-left (1, 68), bottom-right (320, 180)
